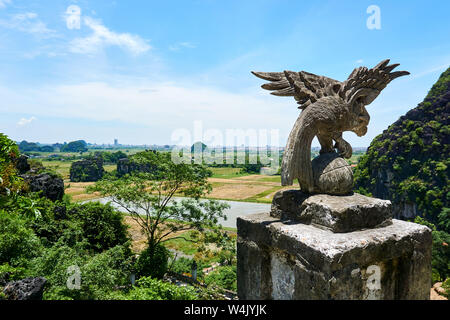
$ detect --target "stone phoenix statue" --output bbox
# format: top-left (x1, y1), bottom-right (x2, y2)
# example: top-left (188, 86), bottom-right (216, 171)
top-left (252, 59), bottom-right (409, 195)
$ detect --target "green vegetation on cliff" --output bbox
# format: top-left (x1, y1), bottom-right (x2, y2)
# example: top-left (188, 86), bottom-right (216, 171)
top-left (354, 68), bottom-right (449, 281)
top-left (355, 67), bottom-right (449, 224)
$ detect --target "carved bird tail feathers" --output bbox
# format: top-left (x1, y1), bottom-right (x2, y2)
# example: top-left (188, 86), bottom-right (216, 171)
top-left (281, 110), bottom-right (316, 192)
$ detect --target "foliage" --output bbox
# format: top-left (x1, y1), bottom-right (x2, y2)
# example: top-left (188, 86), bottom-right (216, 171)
top-left (19, 141), bottom-right (54, 153)
top-left (134, 244), bottom-right (169, 280)
top-left (60, 140), bottom-right (88, 153)
top-left (97, 151), bottom-right (128, 164)
top-left (106, 276), bottom-right (198, 300)
top-left (430, 230), bottom-right (450, 281)
top-left (0, 263), bottom-right (28, 285)
top-left (0, 133), bottom-right (24, 196)
top-left (192, 229), bottom-right (237, 266)
top-left (31, 200), bottom-right (130, 252)
top-left (442, 278), bottom-right (450, 299)
top-left (67, 202), bottom-right (129, 252)
top-left (0, 210), bottom-right (42, 267)
top-left (438, 207), bottom-right (450, 234)
top-left (204, 265), bottom-right (237, 291)
top-left (354, 68), bottom-right (449, 285)
top-left (354, 68), bottom-right (449, 226)
top-left (414, 217), bottom-right (450, 281)
top-left (169, 257), bottom-right (205, 278)
top-left (69, 158), bottom-right (104, 182)
top-left (1, 192), bottom-right (45, 219)
top-left (29, 243), bottom-right (132, 300)
top-left (89, 151), bottom-right (229, 270)
top-left (28, 159), bottom-right (46, 173)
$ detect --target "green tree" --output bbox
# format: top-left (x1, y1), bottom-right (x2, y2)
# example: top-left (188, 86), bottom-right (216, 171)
top-left (0, 133), bottom-right (23, 196)
top-left (204, 265), bottom-right (237, 291)
top-left (60, 140), bottom-right (88, 153)
top-left (89, 151), bottom-right (229, 274)
top-left (0, 210), bottom-right (42, 267)
top-left (66, 202), bottom-right (130, 252)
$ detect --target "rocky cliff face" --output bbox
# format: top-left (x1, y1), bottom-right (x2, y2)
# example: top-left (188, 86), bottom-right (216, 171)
top-left (116, 151), bottom-right (157, 177)
top-left (22, 173), bottom-right (65, 201)
top-left (2, 277), bottom-right (46, 300)
top-left (69, 158), bottom-right (104, 182)
top-left (354, 68), bottom-right (449, 222)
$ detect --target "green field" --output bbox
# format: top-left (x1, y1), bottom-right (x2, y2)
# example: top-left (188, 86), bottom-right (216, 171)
top-left (41, 160), bottom-right (116, 180)
top-left (209, 167), bottom-right (247, 179)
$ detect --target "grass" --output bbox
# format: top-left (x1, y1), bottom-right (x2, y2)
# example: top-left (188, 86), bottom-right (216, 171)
top-left (209, 167), bottom-right (247, 179)
top-left (258, 175), bottom-right (282, 183)
top-left (41, 160), bottom-right (116, 180)
top-left (163, 228), bottom-right (237, 266)
top-left (164, 231), bottom-right (198, 256)
top-left (41, 160), bottom-right (73, 179)
top-left (245, 186), bottom-right (286, 203)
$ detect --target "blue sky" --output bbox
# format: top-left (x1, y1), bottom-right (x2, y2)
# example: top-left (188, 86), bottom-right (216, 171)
top-left (0, 0), bottom-right (449, 147)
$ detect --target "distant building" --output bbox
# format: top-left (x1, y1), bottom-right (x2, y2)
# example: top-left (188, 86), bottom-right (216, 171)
top-left (114, 139), bottom-right (118, 147)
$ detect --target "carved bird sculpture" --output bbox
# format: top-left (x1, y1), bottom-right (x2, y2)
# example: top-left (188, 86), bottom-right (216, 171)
top-left (252, 59), bottom-right (409, 193)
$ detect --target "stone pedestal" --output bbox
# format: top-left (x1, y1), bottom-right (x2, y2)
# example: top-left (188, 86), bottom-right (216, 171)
top-left (271, 190), bottom-right (393, 233)
top-left (237, 193), bottom-right (432, 300)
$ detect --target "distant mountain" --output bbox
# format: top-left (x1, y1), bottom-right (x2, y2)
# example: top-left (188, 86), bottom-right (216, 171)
top-left (354, 67), bottom-right (449, 224)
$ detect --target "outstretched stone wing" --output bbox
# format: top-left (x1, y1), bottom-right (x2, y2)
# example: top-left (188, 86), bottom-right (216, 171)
top-left (339, 59), bottom-right (410, 105)
top-left (251, 70), bottom-right (342, 110)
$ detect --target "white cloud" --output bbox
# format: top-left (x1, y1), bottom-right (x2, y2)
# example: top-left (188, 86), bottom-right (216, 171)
top-left (0, 0), bottom-right (11, 9)
top-left (355, 59), bottom-right (364, 64)
top-left (0, 80), bottom-right (293, 145)
top-left (17, 116), bottom-right (36, 126)
top-left (0, 12), bottom-right (55, 36)
top-left (169, 42), bottom-right (196, 51)
top-left (70, 17), bottom-right (151, 55)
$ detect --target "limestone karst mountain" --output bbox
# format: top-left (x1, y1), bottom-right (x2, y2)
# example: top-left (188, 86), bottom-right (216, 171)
top-left (354, 67), bottom-right (449, 224)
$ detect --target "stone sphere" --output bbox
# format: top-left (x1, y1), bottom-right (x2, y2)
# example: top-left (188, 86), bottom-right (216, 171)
top-left (311, 152), bottom-right (353, 195)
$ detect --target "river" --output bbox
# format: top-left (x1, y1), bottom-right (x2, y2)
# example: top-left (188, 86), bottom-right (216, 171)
top-left (88, 197), bottom-right (271, 229)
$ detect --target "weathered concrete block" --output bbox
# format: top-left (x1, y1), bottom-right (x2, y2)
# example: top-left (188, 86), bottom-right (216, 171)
top-left (271, 190), bottom-right (392, 233)
top-left (237, 213), bottom-right (431, 300)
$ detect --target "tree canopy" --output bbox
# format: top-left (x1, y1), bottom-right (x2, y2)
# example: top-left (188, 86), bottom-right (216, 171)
top-left (88, 151), bottom-right (229, 265)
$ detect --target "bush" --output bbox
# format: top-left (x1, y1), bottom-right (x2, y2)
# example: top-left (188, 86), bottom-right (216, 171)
top-left (30, 200), bottom-right (86, 248)
top-left (30, 200), bottom-right (130, 252)
top-left (69, 158), bottom-right (104, 182)
top-left (169, 257), bottom-right (205, 279)
top-left (442, 278), bottom-right (450, 299)
top-left (30, 243), bottom-right (132, 300)
top-left (0, 263), bottom-right (28, 284)
top-left (204, 265), bottom-right (237, 291)
top-left (0, 133), bottom-right (24, 196)
top-left (66, 202), bottom-right (130, 252)
top-left (135, 244), bottom-right (169, 280)
top-left (106, 276), bottom-right (198, 300)
top-left (0, 210), bottom-right (42, 267)
top-left (60, 140), bottom-right (88, 153)
top-left (414, 217), bottom-right (450, 281)
top-left (431, 230), bottom-right (450, 281)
